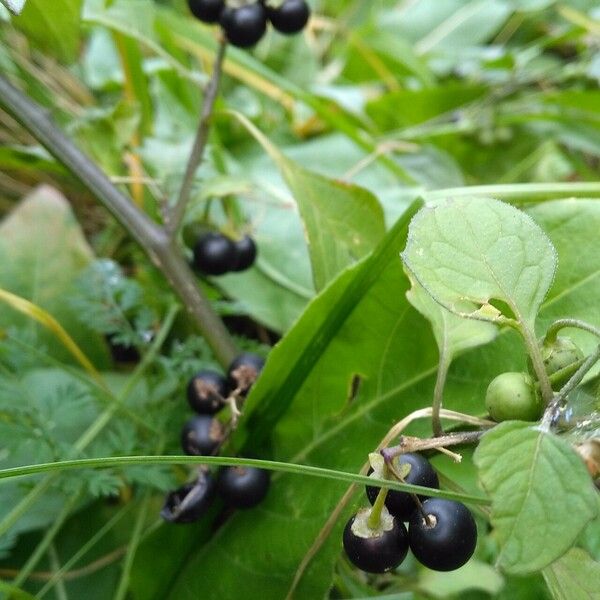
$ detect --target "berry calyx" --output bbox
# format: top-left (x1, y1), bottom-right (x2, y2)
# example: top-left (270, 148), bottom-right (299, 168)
top-left (186, 370), bottom-right (229, 414)
top-left (181, 415), bottom-right (225, 456)
top-left (485, 371), bottom-right (542, 422)
top-left (227, 352), bottom-right (265, 394)
top-left (366, 453), bottom-right (439, 521)
top-left (220, 3), bottom-right (267, 48)
top-left (408, 498), bottom-right (477, 571)
top-left (160, 473), bottom-right (216, 523)
top-left (542, 336), bottom-right (584, 378)
top-left (192, 232), bottom-right (237, 276)
top-left (343, 507), bottom-right (409, 573)
top-left (231, 235), bottom-right (258, 272)
top-left (217, 466), bottom-right (270, 508)
top-left (267, 0), bottom-right (310, 34)
top-left (187, 0), bottom-right (224, 23)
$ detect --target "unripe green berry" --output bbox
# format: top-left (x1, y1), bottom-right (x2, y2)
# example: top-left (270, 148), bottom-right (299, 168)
top-left (541, 336), bottom-right (584, 377)
top-left (485, 372), bottom-right (543, 422)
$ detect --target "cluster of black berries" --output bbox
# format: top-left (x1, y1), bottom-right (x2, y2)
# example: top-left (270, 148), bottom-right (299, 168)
top-left (192, 233), bottom-right (257, 276)
top-left (187, 0), bottom-right (310, 48)
top-left (343, 453), bottom-right (477, 573)
top-left (161, 352), bottom-right (270, 523)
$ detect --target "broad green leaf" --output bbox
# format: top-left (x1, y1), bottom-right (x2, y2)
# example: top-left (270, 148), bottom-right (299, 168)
top-left (402, 196), bottom-right (557, 327)
top-left (152, 198), bottom-right (600, 600)
top-left (543, 548), bottom-right (600, 600)
top-left (406, 276), bottom-right (497, 360)
top-left (0, 186), bottom-right (109, 367)
top-left (12, 0), bottom-right (82, 63)
top-left (228, 111), bottom-right (386, 291)
top-left (474, 422), bottom-right (598, 574)
top-left (1, 0), bottom-right (26, 15)
top-left (417, 559), bottom-right (504, 598)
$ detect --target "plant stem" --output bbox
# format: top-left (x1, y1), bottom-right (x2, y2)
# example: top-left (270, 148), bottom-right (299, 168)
top-left (544, 318), bottom-right (600, 344)
top-left (367, 485), bottom-right (389, 529)
top-left (0, 455), bottom-right (489, 504)
top-left (541, 344), bottom-right (600, 430)
top-left (431, 351), bottom-right (451, 437)
top-left (382, 430), bottom-right (488, 461)
top-left (37, 504), bottom-right (134, 598)
top-left (114, 491), bottom-right (151, 600)
top-left (519, 322), bottom-right (554, 405)
top-left (0, 74), bottom-right (237, 366)
top-left (168, 38), bottom-right (227, 238)
top-left (13, 493), bottom-right (80, 587)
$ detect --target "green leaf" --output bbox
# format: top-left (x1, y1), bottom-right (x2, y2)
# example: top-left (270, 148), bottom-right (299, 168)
top-left (12, 0), bottom-right (82, 63)
top-left (543, 548), bottom-right (600, 600)
top-left (0, 186), bottom-right (109, 367)
top-left (402, 196), bottom-right (557, 327)
top-left (417, 559), bottom-right (504, 598)
top-left (474, 422), bottom-right (598, 574)
top-left (0, 0), bottom-right (26, 15)
top-left (228, 111), bottom-right (386, 291)
top-left (406, 276), bottom-right (497, 360)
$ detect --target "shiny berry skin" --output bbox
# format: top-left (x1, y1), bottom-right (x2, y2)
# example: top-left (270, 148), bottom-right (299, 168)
top-left (408, 498), bottom-right (477, 571)
top-left (220, 3), bottom-right (267, 48)
top-left (192, 233), bottom-right (237, 276)
top-left (160, 473), bottom-right (216, 523)
top-left (343, 510), bottom-right (409, 573)
top-left (227, 352), bottom-right (265, 394)
top-left (186, 370), bottom-right (229, 415)
top-left (231, 235), bottom-right (258, 272)
top-left (267, 0), bottom-right (310, 34)
top-left (366, 453), bottom-right (439, 521)
top-left (187, 0), bottom-right (224, 23)
top-left (181, 415), bottom-right (224, 456)
top-left (217, 466), bottom-right (270, 508)
top-left (485, 372), bottom-right (542, 422)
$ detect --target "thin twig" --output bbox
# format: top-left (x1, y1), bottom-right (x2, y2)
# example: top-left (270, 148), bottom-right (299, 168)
top-left (0, 73), bottom-right (237, 366)
top-left (168, 38), bottom-right (228, 237)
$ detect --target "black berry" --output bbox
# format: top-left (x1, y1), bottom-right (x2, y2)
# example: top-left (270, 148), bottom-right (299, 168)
top-left (181, 415), bottom-right (224, 456)
top-left (343, 509), bottom-right (409, 573)
top-left (408, 498), bottom-right (477, 571)
top-left (160, 473), bottom-right (216, 523)
top-left (220, 3), bottom-right (267, 48)
top-left (366, 453), bottom-right (439, 521)
top-left (217, 466), bottom-right (270, 508)
top-left (227, 352), bottom-right (265, 394)
top-left (187, 0), bottom-right (224, 23)
top-left (187, 370), bottom-right (229, 415)
top-left (231, 235), bottom-right (258, 272)
top-left (192, 233), bottom-right (237, 276)
top-left (106, 334), bottom-right (140, 364)
top-left (267, 0), bottom-right (310, 34)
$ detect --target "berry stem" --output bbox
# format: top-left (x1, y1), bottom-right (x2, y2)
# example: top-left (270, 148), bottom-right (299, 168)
top-left (385, 457), bottom-right (433, 526)
top-left (168, 37), bottom-right (228, 238)
top-left (382, 430), bottom-right (487, 460)
top-left (540, 344), bottom-right (600, 430)
top-left (518, 321), bottom-right (554, 405)
top-left (544, 318), bottom-right (600, 344)
top-left (366, 466), bottom-right (389, 530)
top-left (431, 351), bottom-right (451, 437)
